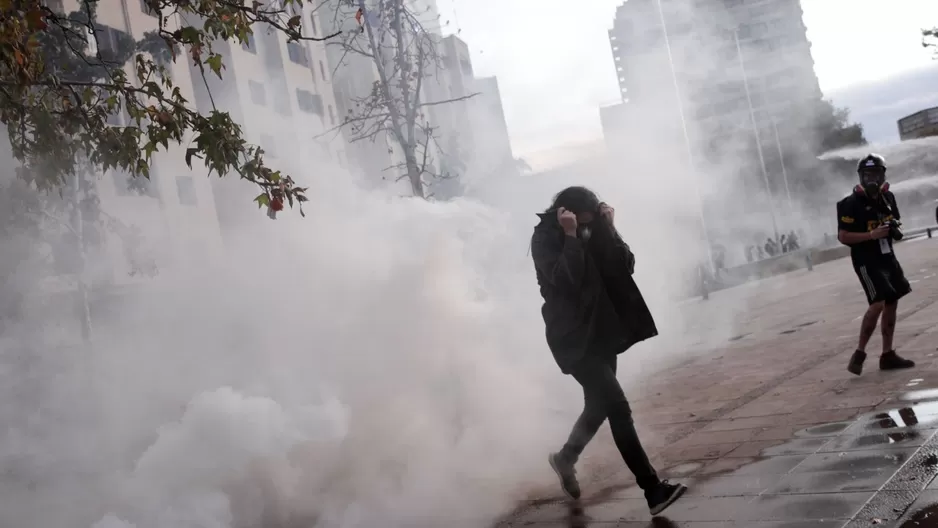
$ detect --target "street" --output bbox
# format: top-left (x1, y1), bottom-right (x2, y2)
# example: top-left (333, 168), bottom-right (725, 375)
top-left (498, 237), bottom-right (938, 527)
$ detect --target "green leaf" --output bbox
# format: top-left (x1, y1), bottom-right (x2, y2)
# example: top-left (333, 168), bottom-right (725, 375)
top-left (178, 26), bottom-right (202, 45)
top-left (254, 193), bottom-right (270, 208)
top-left (185, 147), bottom-right (198, 167)
top-left (206, 54), bottom-right (224, 77)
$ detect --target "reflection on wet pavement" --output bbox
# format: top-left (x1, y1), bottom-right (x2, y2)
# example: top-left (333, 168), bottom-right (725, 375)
top-left (900, 503), bottom-right (938, 527)
top-left (499, 399), bottom-right (938, 527)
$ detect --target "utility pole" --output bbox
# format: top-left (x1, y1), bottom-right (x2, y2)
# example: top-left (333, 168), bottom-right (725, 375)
top-left (734, 29), bottom-right (780, 243)
top-left (653, 0), bottom-right (715, 276)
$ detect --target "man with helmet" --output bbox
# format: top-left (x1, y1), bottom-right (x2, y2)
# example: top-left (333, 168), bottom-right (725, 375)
top-left (837, 154), bottom-right (915, 375)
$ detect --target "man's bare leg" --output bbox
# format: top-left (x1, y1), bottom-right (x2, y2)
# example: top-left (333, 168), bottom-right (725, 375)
top-left (879, 300), bottom-right (915, 370)
top-left (880, 300), bottom-right (898, 354)
top-left (848, 302), bottom-right (884, 375)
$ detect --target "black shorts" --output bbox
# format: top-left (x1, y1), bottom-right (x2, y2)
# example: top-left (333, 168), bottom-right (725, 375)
top-left (854, 260), bottom-right (911, 305)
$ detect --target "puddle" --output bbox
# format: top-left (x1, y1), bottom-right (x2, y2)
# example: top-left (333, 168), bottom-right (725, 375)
top-left (856, 404), bottom-right (938, 432)
top-left (799, 422), bottom-right (852, 436)
top-left (904, 389), bottom-right (938, 401)
top-left (899, 503), bottom-right (938, 527)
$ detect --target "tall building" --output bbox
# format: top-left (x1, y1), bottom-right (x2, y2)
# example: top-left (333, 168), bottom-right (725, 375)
top-left (33, 0), bottom-right (231, 281)
top-left (603, 0), bottom-right (824, 207)
top-left (31, 0), bottom-right (348, 274)
top-left (469, 76), bottom-right (515, 175)
top-left (173, 0), bottom-right (349, 233)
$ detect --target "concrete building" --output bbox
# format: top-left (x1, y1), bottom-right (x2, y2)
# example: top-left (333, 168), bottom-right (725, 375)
top-left (320, 0), bottom-right (475, 195)
top-left (603, 0), bottom-right (824, 224)
top-left (38, 0), bottom-right (349, 273)
top-left (37, 0), bottom-right (228, 283)
top-left (468, 76), bottom-right (515, 176)
top-left (898, 106), bottom-right (938, 141)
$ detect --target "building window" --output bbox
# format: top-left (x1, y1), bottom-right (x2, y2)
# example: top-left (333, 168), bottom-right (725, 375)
top-left (43, 0), bottom-right (64, 12)
top-left (113, 169), bottom-right (158, 198)
top-left (319, 61), bottom-right (328, 81)
top-left (89, 23), bottom-right (131, 62)
top-left (309, 13), bottom-right (318, 36)
top-left (105, 101), bottom-right (130, 127)
top-left (242, 33), bottom-right (256, 53)
top-left (327, 104), bottom-right (336, 126)
top-left (287, 41), bottom-right (308, 66)
top-left (140, 0), bottom-right (156, 16)
top-left (260, 134), bottom-right (277, 157)
top-left (248, 80), bottom-right (266, 105)
top-left (176, 176), bottom-right (197, 206)
top-left (296, 89), bottom-right (324, 115)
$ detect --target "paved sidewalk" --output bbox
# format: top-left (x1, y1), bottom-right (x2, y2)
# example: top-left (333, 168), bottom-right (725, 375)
top-left (499, 238), bottom-right (938, 527)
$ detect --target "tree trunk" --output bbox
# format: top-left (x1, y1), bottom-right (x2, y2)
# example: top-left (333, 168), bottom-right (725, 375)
top-left (406, 154), bottom-right (424, 198)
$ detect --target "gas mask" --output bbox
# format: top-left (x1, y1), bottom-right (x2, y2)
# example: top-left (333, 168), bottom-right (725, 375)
top-left (859, 169), bottom-right (886, 197)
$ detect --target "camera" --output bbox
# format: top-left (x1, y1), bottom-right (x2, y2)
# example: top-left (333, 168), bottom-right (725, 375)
top-left (886, 219), bottom-right (903, 241)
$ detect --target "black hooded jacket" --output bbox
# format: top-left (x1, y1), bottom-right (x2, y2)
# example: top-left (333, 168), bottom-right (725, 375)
top-left (530, 213), bottom-right (659, 374)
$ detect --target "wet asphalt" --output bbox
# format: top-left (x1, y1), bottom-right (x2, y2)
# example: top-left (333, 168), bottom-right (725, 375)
top-left (499, 238), bottom-right (938, 528)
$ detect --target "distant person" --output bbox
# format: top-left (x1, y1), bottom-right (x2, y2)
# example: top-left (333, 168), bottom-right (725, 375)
top-left (756, 244), bottom-right (765, 260)
top-left (788, 230), bottom-right (800, 251)
top-left (713, 244), bottom-right (726, 272)
top-left (764, 238), bottom-right (777, 257)
top-left (780, 234), bottom-right (789, 253)
top-left (530, 186), bottom-right (686, 515)
top-left (837, 154), bottom-right (915, 375)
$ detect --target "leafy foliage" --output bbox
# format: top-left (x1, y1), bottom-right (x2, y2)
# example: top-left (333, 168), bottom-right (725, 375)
top-left (326, 0), bottom-right (475, 198)
top-left (925, 27), bottom-right (938, 56)
top-left (814, 99), bottom-right (866, 154)
top-left (0, 0), bottom-right (339, 214)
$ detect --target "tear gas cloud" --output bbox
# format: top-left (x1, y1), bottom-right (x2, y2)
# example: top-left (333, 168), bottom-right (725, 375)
top-left (0, 3), bottom-right (884, 528)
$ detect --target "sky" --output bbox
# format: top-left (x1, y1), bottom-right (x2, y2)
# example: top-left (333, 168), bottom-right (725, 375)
top-left (433, 0), bottom-right (938, 163)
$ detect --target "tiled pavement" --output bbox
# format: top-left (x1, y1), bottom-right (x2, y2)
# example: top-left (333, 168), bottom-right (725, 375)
top-left (498, 238), bottom-right (938, 527)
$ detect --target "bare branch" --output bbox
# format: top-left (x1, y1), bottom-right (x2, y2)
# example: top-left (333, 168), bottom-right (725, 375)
top-left (327, 0), bottom-right (471, 197)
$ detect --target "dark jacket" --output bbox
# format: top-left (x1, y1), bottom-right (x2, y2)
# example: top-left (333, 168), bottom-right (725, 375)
top-left (530, 213), bottom-right (658, 374)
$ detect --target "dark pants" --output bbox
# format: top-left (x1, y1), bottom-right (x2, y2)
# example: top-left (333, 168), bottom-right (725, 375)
top-left (558, 353), bottom-right (660, 490)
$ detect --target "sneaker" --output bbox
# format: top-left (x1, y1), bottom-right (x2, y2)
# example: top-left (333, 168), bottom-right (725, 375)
top-left (880, 350), bottom-right (915, 371)
top-left (645, 480), bottom-right (687, 516)
top-left (548, 452), bottom-right (581, 500)
top-left (847, 349), bottom-right (866, 376)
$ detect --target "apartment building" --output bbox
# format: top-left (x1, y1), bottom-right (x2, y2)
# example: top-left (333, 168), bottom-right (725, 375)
top-left (603, 0), bottom-right (823, 202)
top-left (170, 0), bottom-right (349, 233)
top-left (39, 0), bottom-right (228, 283)
top-left (32, 0), bottom-right (350, 276)
top-left (468, 76), bottom-right (516, 177)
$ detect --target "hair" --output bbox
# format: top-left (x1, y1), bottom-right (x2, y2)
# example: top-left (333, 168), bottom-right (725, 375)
top-left (546, 186), bottom-right (601, 214)
top-left (542, 186), bottom-right (624, 260)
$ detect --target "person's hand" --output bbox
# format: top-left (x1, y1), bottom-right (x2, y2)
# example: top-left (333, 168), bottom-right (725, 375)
top-left (870, 225), bottom-right (890, 240)
top-left (599, 202), bottom-right (614, 225)
top-left (558, 207), bottom-right (578, 236)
